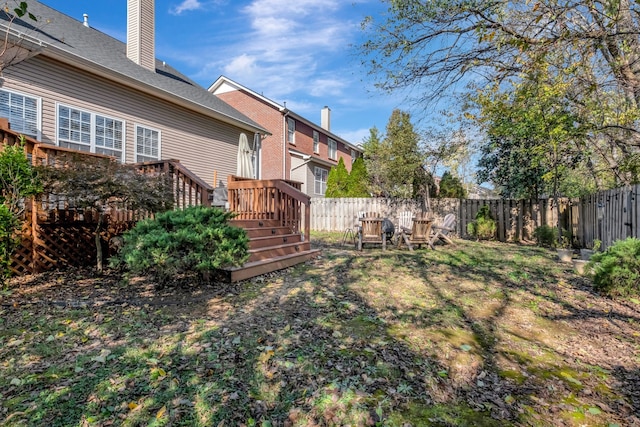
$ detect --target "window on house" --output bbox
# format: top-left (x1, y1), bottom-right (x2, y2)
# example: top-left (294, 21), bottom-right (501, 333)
top-left (57, 104), bottom-right (124, 161)
top-left (314, 166), bottom-right (328, 195)
top-left (328, 138), bottom-right (337, 160)
top-left (313, 130), bottom-right (319, 153)
top-left (135, 125), bottom-right (161, 162)
top-left (351, 149), bottom-right (356, 163)
top-left (0, 89), bottom-right (40, 139)
top-left (287, 117), bottom-right (295, 144)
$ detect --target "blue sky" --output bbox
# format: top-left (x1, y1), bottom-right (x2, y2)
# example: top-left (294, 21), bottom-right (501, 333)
top-left (40, 0), bottom-right (408, 145)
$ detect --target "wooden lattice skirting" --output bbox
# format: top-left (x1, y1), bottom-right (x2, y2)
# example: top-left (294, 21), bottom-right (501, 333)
top-left (10, 212), bottom-right (137, 275)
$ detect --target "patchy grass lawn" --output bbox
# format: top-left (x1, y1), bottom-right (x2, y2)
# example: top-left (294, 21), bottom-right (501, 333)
top-left (1, 234), bottom-right (639, 426)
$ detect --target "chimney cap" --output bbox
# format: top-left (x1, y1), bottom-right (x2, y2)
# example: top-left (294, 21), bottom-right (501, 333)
top-left (83, 13), bottom-right (89, 27)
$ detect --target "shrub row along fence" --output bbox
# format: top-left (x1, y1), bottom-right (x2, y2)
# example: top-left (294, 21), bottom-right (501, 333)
top-left (311, 184), bottom-right (640, 250)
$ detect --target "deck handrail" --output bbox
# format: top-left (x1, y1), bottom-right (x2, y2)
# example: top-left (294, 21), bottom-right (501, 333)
top-left (228, 176), bottom-right (311, 240)
top-left (135, 159), bottom-right (213, 207)
top-left (0, 121), bottom-right (213, 209)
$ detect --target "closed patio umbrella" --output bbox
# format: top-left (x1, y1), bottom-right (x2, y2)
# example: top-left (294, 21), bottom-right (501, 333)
top-left (236, 133), bottom-right (254, 178)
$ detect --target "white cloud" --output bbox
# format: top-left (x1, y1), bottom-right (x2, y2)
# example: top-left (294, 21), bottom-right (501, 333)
top-left (309, 78), bottom-right (347, 97)
top-left (334, 128), bottom-right (371, 145)
top-left (223, 54), bottom-right (259, 77)
top-left (176, 0), bottom-right (376, 134)
top-left (243, 0), bottom-right (340, 19)
top-left (170, 0), bottom-right (203, 15)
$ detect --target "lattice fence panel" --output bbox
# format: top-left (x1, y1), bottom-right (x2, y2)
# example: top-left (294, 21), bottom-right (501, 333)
top-left (10, 215), bottom-right (138, 275)
top-left (35, 223), bottom-right (96, 270)
top-left (10, 222), bottom-right (35, 275)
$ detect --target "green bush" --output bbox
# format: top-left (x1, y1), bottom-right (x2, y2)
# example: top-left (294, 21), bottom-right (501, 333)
top-left (467, 205), bottom-right (497, 240)
top-left (0, 139), bottom-right (41, 287)
top-left (533, 225), bottom-right (556, 247)
top-left (587, 238), bottom-right (640, 297)
top-left (112, 206), bottom-right (249, 283)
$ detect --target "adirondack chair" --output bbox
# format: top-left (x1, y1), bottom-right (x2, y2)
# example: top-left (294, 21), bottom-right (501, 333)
top-left (357, 212), bottom-right (386, 250)
top-left (429, 213), bottom-right (457, 246)
top-left (397, 212), bottom-right (434, 250)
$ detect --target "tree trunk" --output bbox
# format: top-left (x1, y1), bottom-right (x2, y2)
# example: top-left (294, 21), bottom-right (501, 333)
top-left (95, 212), bottom-right (104, 273)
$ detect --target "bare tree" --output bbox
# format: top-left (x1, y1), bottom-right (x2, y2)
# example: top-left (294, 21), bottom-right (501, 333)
top-left (0, 1), bottom-right (45, 73)
top-left (361, 0), bottom-right (640, 185)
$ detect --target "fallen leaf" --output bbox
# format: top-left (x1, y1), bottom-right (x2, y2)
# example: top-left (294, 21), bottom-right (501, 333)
top-left (128, 402), bottom-right (138, 410)
top-left (156, 405), bottom-right (166, 419)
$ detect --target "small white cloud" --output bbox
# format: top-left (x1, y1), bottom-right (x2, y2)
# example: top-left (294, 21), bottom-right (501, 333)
top-left (223, 54), bottom-right (259, 78)
top-left (309, 78), bottom-right (346, 97)
top-left (171, 0), bottom-right (203, 15)
top-left (336, 128), bottom-right (371, 145)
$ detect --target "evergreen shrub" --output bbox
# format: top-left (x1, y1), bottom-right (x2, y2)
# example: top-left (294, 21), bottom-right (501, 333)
top-left (467, 205), bottom-right (497, 240)
top-left (533, 225), bottom-right (556, 247)
top-left (587, 237), bottom-right (640, 297)
top-left (113, 206), bottom-right (248, 283)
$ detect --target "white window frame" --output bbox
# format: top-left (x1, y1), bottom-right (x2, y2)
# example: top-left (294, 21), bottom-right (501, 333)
top-left (314, 166), bottom-right (328, 195)
top-left (287, 117), bottom-right (295, 144)
top-left (134, 124), bottom-right (162, 162)
top-left (351, 149), bottom-right (357, 164)
top-left (313, 130), bottom-right (319, 153)
top-left (328, 138), bottom-right (337, 160)
top-left (0, 88), bottom-right (41, 140)
top-left (56, 103), bottom-right (125, 162)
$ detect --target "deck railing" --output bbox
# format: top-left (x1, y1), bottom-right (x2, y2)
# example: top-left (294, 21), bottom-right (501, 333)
top-left (135, 159), bottom-right (213, 208)
top-left (0, 121), bottom-right (216, 274)
top-left (228, 176), bottom-right (310, 240)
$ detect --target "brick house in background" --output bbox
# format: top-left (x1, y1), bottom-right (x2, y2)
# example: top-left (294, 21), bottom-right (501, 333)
top-left (209, 76), bottom-right (363, 197)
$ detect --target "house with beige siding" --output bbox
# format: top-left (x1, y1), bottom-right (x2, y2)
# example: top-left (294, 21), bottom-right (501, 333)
top-left (209, 76), bottom-right (363, 197)
top-left (0, 0), bottom-right (267, 187)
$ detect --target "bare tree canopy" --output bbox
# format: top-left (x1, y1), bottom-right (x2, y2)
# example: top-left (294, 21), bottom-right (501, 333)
top-left (362, 0), bottom-right (640, 188)
top-left (361, 0), bottom-right (640, 106)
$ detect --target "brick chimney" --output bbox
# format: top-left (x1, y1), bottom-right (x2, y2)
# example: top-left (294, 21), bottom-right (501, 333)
top-left (321, 106), bottom-right (331, 131)
top-left (127, 0), bottom-right (155, 71)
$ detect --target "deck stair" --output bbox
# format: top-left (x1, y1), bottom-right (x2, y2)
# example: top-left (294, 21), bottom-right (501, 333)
top-left (222, 218), bottom-right (320, 282)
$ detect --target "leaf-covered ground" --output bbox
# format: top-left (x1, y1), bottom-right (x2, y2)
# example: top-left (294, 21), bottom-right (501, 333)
top-left (1, 235), bottom-right (639, 426)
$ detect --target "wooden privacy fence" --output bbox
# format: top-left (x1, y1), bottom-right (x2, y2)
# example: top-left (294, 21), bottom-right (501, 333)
top-left (310, 197), bottom-right (565, 241)
top-left (313, 187), bottom-right (640, 249)
top-left (573, 185), bottom-right (640, 250)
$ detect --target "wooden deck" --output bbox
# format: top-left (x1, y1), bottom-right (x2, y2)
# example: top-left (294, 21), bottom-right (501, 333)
top-left (223, 177), bottom-right (320, 282)
top-left (0, 122), bottom-right (318, 280)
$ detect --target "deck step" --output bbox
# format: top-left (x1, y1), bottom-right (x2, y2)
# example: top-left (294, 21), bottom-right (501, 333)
top-left (230, 219), bottom-right (281, 228)
top-left (223, 249), bottom-right (321, 282)
top-left (249, 233), bottom-right (302, 250)
top-left (221, 218), bottom-right (317, 282)
top-left (244, 226), bottom-right (292, 238)
top-left (248, 241), bottom-right (311, 262)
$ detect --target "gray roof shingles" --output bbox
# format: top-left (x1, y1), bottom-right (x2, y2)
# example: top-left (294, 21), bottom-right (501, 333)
top-left (0, 2), bottom-right (266, 133)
